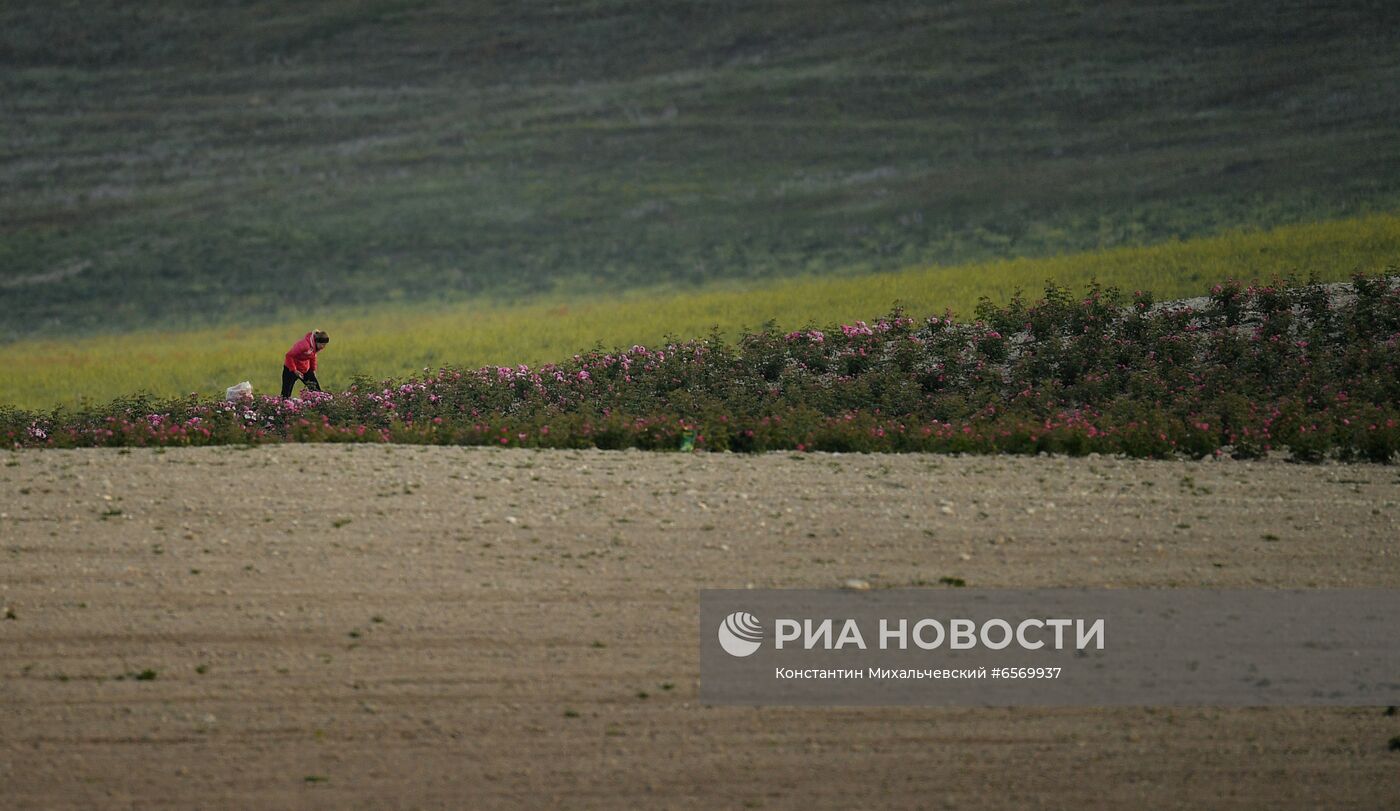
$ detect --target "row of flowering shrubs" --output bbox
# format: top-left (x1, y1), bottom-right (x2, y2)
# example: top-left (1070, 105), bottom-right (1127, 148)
top-left (4, 274), bottom-right (1398, 461)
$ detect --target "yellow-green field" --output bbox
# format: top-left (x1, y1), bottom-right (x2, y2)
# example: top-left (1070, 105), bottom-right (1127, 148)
top-left (3, 213), bottom-right (1398, 411)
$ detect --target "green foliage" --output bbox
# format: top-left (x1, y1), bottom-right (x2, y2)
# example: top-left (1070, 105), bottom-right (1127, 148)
top-left (6, 274), bottom-right (1398, 463)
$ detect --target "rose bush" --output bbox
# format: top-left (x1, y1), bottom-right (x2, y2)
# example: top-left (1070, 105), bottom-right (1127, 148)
top-left (4, 274), bottom-right (1397, 461)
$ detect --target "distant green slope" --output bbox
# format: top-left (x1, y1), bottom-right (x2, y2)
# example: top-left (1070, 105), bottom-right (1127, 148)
top-left (3, 0), bottom-right (1400, 340)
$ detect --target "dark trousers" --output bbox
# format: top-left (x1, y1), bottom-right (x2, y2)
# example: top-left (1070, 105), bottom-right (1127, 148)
top-left (281, 367), bottom-right (320, 398)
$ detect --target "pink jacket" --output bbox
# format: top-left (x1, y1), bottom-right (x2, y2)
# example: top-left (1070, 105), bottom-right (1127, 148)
top-left (284, 332), bottom-right (319, 375)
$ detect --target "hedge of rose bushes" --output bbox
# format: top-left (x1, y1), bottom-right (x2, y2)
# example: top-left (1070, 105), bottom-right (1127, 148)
top-left (4, 274), bottom-right (1398, 461)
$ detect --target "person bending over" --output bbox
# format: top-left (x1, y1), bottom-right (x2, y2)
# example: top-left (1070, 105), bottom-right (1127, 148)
top-left (282, 329), bottom-right (328, 398)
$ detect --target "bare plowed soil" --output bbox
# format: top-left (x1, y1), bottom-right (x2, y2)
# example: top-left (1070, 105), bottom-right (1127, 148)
top-left (2, 446), bottom-right (1398, 809)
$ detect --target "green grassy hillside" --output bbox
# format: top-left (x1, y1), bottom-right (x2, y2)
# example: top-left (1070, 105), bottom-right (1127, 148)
top-left (3, 1), bottom-right (1399, 341)
top-left (3, 212), bottom-right (1397, 410)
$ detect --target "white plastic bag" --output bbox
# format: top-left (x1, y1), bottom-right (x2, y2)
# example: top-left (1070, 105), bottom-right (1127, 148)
top-left (225, 381), bottom-right (253, 402)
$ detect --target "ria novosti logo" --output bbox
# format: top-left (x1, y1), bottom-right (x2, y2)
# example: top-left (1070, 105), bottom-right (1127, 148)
top-left (716, 611), bottom-right (1107, 657)
top-left (718, 611), bottom-right (764, 657)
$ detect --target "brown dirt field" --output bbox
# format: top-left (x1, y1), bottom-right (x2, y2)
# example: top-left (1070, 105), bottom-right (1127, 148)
top-left (2, 446), bottom-right (1399, 809)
